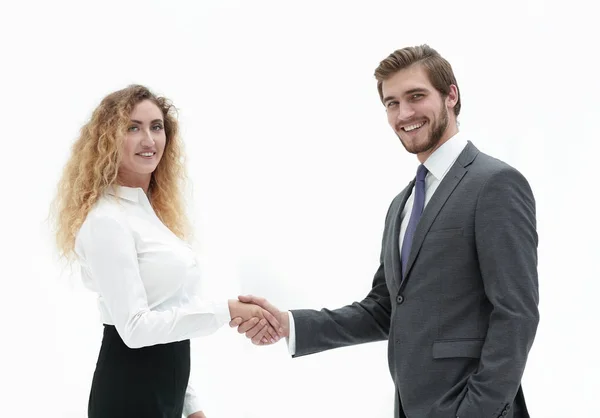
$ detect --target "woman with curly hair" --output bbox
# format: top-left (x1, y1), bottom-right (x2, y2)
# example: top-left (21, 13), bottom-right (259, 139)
top-left (51, 85), bottom-right (282, 418)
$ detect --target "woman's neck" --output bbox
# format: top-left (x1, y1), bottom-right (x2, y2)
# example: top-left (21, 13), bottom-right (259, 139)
top-left (117, 172), bottom-right (151, 195)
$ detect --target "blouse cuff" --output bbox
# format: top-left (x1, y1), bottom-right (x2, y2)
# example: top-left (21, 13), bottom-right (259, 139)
top-left (214, 299), bottom-right (232, 326)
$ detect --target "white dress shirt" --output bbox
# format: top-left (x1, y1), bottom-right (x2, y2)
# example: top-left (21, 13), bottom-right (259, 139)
top-left (286, 132), bottom-right (469, 355)
top-left (75, 185), bottom-right (231, 415)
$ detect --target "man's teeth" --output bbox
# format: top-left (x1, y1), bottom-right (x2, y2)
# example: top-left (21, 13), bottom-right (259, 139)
top-left (403, 122), bottom-right (425, 132)
top-left (138, 152), bottom-right (154, 157)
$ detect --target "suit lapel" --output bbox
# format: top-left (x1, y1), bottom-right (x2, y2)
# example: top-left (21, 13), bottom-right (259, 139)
top-left (391, 181), bottom-right (414, 286)
top-left (401, 142), bottom-right (479, 284)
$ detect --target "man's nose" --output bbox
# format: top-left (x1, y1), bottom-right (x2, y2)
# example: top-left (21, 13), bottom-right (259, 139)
top-left (397, 102), bottom-right (415, 122)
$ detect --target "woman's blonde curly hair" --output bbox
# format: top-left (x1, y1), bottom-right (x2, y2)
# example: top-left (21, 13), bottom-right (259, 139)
top-left (52, 84), bottom-right (190, 261)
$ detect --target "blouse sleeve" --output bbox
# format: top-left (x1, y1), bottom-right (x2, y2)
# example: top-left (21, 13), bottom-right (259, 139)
top-left (183, 380), bottom-right (203, 417)
top-left (76, 213), bottom-right (231, 348)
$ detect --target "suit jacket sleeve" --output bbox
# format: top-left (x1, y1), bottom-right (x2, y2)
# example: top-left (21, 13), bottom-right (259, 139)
top-left (290, 203), bottom-right (395, 358)
top-left (457, 167), bottom-right (540, 418)
top-left (291, 263), bottom-right (391, 357)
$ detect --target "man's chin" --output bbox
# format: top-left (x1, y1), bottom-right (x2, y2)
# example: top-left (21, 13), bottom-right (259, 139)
top-left (398, 137), bottom-right (434, 155)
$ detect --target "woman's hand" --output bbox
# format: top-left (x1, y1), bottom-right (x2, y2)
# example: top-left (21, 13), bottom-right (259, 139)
top-left (228, 299), bottom-right (282, 344)
top-left (230, 295), bottom-right (290, 345)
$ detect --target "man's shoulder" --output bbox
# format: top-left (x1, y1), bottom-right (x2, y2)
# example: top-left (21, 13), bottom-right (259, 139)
top-left (468, 148), bottom-right (533, 200)
top-left (470, 148), bottom-right (526, 181)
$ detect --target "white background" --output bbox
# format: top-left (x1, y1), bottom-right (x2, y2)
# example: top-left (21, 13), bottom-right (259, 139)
top-left (1, 0), bottom-right (598, 416)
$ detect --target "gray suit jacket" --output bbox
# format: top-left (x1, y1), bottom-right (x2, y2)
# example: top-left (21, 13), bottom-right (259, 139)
top-left (291, 142), bottom-right (539, 418)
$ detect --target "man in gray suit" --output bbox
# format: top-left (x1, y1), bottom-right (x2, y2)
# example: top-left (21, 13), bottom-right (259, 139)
top-left (231, 44), bottom-right (539, 418)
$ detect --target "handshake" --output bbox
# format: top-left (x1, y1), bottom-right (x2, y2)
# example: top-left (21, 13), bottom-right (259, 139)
top-left (227, 295), bottom-right (288, 345)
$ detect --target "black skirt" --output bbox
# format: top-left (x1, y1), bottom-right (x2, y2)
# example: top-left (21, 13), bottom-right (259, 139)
top-left (88, 325), bottom-right (191, 418)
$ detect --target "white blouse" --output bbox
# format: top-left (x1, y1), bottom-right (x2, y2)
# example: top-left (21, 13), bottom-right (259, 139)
top-left (75, 185), bottom-right (231, 415)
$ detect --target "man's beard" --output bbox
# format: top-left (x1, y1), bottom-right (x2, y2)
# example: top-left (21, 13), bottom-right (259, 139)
top-left (397, 103), bottom-right (449, 155)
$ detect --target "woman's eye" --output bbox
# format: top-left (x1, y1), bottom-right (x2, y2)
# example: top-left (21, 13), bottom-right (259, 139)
top-left (128, 126), bottom-right (139, 132)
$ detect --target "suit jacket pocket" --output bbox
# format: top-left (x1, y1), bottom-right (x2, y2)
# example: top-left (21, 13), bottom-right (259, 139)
top-left (432, 338), bottom-right (484, 359)
top-left (426, 227), bottom-right (464, 239)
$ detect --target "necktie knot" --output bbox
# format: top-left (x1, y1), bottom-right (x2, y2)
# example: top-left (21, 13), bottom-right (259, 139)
top-left (416, 164), bottom-right (428, 182)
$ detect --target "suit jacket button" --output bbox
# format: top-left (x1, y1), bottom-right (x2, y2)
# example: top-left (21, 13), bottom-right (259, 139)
top-left (396, 295), bottom-right (404, 304)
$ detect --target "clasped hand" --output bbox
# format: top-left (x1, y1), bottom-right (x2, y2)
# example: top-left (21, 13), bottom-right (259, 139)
top-left (228, 295), bottom-right (289, 345)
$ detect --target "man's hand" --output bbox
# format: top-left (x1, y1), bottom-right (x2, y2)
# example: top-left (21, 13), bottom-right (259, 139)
top-left (228, 299), bottom-right (283, 344)
top-left (229, 295), bottom-right (289, 345)
top-left (188, 411), bottom-right (207, 418)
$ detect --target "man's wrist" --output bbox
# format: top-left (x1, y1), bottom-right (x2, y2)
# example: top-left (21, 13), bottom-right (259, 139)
top-left (278, 310), bottom-right (290, 337)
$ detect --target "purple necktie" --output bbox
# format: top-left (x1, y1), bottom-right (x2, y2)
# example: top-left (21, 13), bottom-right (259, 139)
top-left (401, 164), bottom-right (428, 278)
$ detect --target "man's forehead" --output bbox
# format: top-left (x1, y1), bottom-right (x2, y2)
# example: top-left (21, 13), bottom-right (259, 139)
top-left (382, 81), bottom-right (431, 98)
top-left (382, 67), bottom-right (432, 95)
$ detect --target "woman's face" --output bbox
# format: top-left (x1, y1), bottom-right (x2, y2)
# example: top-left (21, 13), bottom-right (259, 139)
top-left (118, 99), bottom-right (166, 188)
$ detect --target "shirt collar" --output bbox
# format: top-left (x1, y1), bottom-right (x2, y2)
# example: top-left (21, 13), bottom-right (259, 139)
top-left (106, 185), bottom-right (145, 203)
top-left (423, 131), bottom-right (468, 181)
